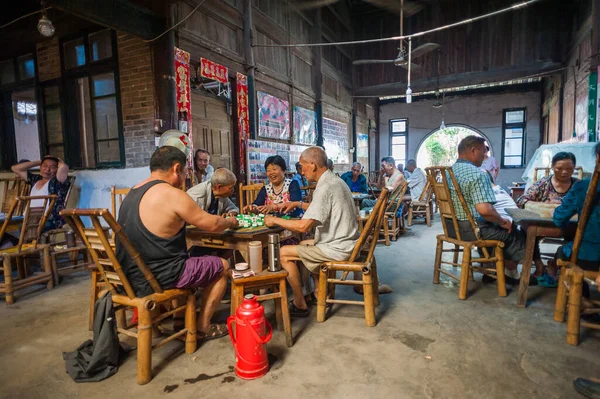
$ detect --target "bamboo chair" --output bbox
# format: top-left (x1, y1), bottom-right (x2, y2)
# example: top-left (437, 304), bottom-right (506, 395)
top-left (368, 171), bottom-right (379, 185)
top-left (316, 188), bottom-right (389, 327)
top-left (300, 183), bottom-right (316, 203)
top-left (553, 156), bottom-right (600, 345)
top-left (407, 179), bottom-right (434, 227)
top-left (380, 181), bottom-right (408, 245)
top-left (533, 166), bottom-right (583, 183)
top-left (425, 167), bottom-right (507, 300)
top-left (0, 195), bottom-right (56, 304)
top-left (1, 177), bottom-right (30, 216)
top-left (61, 208), bottom-right (197, 385)
top-left (238, 182), bottom-right (264, 211)
top-left (111, 186), bottom-right (131, 226)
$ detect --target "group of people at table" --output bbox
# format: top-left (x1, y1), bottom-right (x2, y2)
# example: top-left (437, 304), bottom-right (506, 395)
top-left (4, 135), bottom-right (600, 342)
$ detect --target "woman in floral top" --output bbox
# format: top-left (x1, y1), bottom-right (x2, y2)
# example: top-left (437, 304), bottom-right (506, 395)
top-left (516, 152), bottom-right (578, 208)
top-left (11, 156), bottom-right (71, 229)
top-left (244, 155), bottom-right (303, 218)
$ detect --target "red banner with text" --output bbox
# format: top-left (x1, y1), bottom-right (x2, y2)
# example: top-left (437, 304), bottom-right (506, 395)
top-left (174, 47), bottom-right (193, 170)
top-left (201, 57), bottom-right (228, 84)
top-left (237, 72), bottom-right (249, 176)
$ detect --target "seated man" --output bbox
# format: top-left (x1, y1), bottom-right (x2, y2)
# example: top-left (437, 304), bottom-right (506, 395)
top-left (292, 162), bottom-right (308, 189)
top-left (406, 159), bottom-right (427, 201)
top-left (265, 147), bottom-right (359, 317)
top-left (186, 168), bottom-right (239, 216)
top-left (361, 156), bottom-right (404, 208)
top-left (327, 158), bottom-right (335, 173)
top-left (340, 162), bottom-right (368, 193)
top-left (11, 156), bottom-right (70, 229)
top-left (448, 136), bottom-right (526, 283)
top-left (116, 146), bottom-right (238, 340)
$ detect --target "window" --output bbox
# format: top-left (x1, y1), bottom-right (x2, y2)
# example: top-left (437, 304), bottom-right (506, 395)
top-left (389, 118), bottom-right (408, 167)
top-left (90, 30), bottom-right (113, 62)
top-left (42, 85), bottom-right (65, 161)
top-left (0, 53), bottom-right (35, 86)
top-left (502, 108), bottom-right (526, 167)
top-left (63, 38), bottom-right (86, 69)
top-left (17, 54), bottom-right (35, 80)
top-left (0, 59), bottom-right (15, 85)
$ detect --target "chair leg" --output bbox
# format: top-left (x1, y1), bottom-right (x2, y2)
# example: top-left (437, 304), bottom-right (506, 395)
top-left (328, 269), bottom-right (336, 300)
top-left (3, 257), bottom-right (14, 305)
top-left (317, 267), bottom-right (328, 323)
top-left (273, 283), bottom-right (283, 332)
top-left (279, 277), bottom-right (293, 347)
top-left (185, 294), bottom-right (198, 354)
top-left (554, 266), bottom-right (568, 322)
top-left (433, 239), bottom-right (443, 284)
top-left (566, 269), bottom-right (583, 346)
top-left (51, 252), bottom-right (59, 287)
top-left (383, 217), bottom-right (390, 246)
top-left (426, 206), bottom-right (431, 227)
top-left (16, 257), bottom-right (25, 280)
top-left (458, 249), bottom-right (471, 300)
top-left (408, 207), bottom-right (413, 226)
top-left (495, 246), bottom-right (507, 297)
top-left (230, 282), bottom-right (238, 316)
top-left (372, 257), bottom-right (380, 307)
top-left (43, 246), bottom-right (53, 289)
top-left (137, 306), bottom-right (153, 385)
top-left (89, 269), bottom-right (99, 330)
top-left (363, 270), bottom-right (376, 327)
top-left (452, 245), bottom-right (459, 266)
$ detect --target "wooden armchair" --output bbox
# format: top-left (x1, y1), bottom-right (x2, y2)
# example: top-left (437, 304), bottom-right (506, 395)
top-left (407, 179), bottom-right (434, 227)
top-left (0, 195), bottom-right (56, 304)
top-left (300, 183), bottom-right (316, 203)
top-left (425, 167), bottom-right (507, 300)
top-left (61, 209), bottom-right (197, 385)
top-left (1, 177), bottom-right (30, 216)
top-left (316, 188), bottom-right (389, 327)
top-left (380, 182), bottom-right (408, 245)
top-left (553, 155), bottom-right (600, 345)
top-left (238, 182), bottom-right (264, 211)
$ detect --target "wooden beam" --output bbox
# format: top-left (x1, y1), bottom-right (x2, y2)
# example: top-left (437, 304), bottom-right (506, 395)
top-left (353, 62), bottom-right (563, 97)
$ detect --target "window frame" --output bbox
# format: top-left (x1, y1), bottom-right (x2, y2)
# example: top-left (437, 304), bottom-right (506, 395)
top-left (389, 118), bottom-right (408, 168)
top-left (57, 29), bottom-right (125, 169)
top-left (501, 107), bottom-right (527, 168)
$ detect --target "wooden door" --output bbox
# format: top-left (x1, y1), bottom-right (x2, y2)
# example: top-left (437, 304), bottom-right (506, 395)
top-left (191, 92), bottom-right (233, 171)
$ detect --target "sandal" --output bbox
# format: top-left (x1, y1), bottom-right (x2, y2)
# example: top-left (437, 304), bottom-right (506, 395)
top-left (289, 301), bottom-right (309, 318)
top-left (197, 323), bottom-right (229, 341)
top-left (536, 273), bottom-right (558, 288)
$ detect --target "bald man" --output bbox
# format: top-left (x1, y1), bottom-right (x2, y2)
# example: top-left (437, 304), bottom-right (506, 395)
top-left (265, 147), bottom-right (359, 317)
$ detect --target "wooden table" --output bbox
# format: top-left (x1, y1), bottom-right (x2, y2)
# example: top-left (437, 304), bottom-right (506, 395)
top-left (186, 225), bottom-right (285, 262)
top-left (509, 185), bottom-right (525, 202)
top-left (0, 215), bottom-right (24, 233)
top-left (505, 208), bottom-right (576, 308)
top-left (351, 193), bottom-right (372, 212)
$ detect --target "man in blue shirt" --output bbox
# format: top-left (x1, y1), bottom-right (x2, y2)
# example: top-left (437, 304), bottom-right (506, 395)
top-left (340, 162), bottom-right (368, 193)
top-left (291, 162), bottom-right (308, 195)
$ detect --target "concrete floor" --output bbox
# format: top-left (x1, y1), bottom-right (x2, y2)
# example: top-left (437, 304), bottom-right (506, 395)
top-left (1, 219), bottom-right (599, 399)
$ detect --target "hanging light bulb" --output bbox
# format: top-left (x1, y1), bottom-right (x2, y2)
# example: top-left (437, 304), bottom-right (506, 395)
top-left (440, 119), bottom-right (446, 130)
top-left (439, 91), bottom-right (445, 129)
top-left (406, 37), bottom-right (412, 104)
top-left (38, 11), bottom-right (55, 37)
top-left (406, 86), bottom-right (412, 104)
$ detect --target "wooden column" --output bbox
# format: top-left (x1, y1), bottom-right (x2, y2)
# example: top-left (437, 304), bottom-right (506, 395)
top-left (152, 32), bottom-right (176, 131)
top-left (243, 0), bottom-right (257, 140)
top-left (312, 8), bottom-right (324, 147)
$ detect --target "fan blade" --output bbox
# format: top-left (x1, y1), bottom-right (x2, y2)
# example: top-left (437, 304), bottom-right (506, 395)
top-left (399, 62), bottom-right (422, 71)
top-left (410, 43), bottom-right (441, 59)
top-left (362, 0), bottom-right (423, 16)
top-left (292, 0), bottom-right (339, 10)
top-left (353, 59), bottom-right (395, 65)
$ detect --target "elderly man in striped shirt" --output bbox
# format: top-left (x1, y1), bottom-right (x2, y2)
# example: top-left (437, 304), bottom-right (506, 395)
top-left (447, 135), bottom-right (527, 283)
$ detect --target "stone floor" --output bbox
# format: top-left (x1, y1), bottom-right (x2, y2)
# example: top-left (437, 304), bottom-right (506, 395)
top-left (1, 218), bottom-right (598, 399)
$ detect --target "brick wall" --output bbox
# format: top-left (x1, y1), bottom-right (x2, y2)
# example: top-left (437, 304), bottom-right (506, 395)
top-left (117, 32), bottom-right (156, 168)
top-left (36, 38), bottom-right (61, 82)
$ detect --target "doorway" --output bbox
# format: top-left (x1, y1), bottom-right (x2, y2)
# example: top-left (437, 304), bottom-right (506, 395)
top-left (191, 92), bottom-right (233, 171)
top-left (11, 88), bottom-right (40, 162)
top-left (416, 125), bottom-right (491, 168)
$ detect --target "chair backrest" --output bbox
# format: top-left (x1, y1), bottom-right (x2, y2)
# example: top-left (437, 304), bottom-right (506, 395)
top-left (1, 178), bottom-right (30, 215)
top-left (238, 183), bottom-right (264, 211)
top-left (0, 195), bottom-right (56, 250)
top-left (534, 166), bottom-right (584, 183)
top-left (386, 181), bottom-right (408, 214)
top-left (300, 183), bottom-right (317, 203)
top-left (425, 166), bottom-right (481, 244)
top-left (348, 188), bottom-right (389, 264)
top-left (61, 208), bottom-right (163, 299)
top-left (111, 186), bottom-right (131, 219)
top-left (417, 178), bottom-right (434, 203)
top-left (569, 156), bottom-right (600, 262)
top-left (368, 171), bottom-right (379, 184)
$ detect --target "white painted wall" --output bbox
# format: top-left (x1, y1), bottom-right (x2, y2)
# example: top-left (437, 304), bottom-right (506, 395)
top-left (379, 90), bottom-right (542, 189)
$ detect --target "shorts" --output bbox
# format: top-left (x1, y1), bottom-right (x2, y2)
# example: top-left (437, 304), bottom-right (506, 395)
top-left (296, 244), bottom-right (336, 273)
top-left (555, 246), bottom-right (600, 272)
top-left (175, 256), bottom-right (224, 289)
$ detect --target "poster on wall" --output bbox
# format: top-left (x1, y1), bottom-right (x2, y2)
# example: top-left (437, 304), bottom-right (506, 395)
top-left (237, 73), bottom-right (249, 174)
top-left (322, 117), bottom-right (349, 164)
top-left (247, 139), bottom-right (310, 184)
top-left (356, 133), bottom-right (369, 172)
top-left (293, 106), bottom-right (317, 145)
top-left (257, 91), bottom-right (290, 140)
top-left (174, 47), bottom-right (193, 167)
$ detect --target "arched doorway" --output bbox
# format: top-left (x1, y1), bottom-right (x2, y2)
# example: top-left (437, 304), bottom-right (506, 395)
top-left (416, 124), bottom-right (492, 168)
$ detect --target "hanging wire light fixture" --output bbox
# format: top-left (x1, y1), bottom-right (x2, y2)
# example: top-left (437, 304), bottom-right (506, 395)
top-left (439, 91), bottom-right (446, 130)
top-left (37, 3), bottom-right (54, 38)
top-left (406, 38), bottom-right (412, 104)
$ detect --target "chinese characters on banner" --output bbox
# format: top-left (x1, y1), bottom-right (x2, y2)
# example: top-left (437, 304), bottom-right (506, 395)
top-left (201, 58), bottom-right (228, 84)
top-left (237, 73), bottom-right (249, 175)
top-left (174, 47), bottom-right (193, 167)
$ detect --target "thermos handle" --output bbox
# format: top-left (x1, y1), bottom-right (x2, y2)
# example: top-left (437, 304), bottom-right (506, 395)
top-left (245, 319), bottom-right (273, 344)
top-left (227, 316), bottom-right (236, 348)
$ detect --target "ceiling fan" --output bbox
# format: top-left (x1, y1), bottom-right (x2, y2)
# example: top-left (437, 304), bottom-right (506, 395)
top-left (293, 0), bottom-right (424, 17)
top-left (352, 0), bottom-right (440, 71)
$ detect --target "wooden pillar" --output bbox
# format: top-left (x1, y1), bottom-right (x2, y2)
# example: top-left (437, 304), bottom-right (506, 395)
top-left (152, 32), bottom-right (177, 131)
top-left (243, 0), bottom-right (257, 140)
top-left (312, 8), bottom-right (323, 147)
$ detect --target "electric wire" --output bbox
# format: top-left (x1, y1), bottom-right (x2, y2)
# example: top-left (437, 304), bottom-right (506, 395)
top-left (0, 7), bottom-right (51, 30)
top-left (142, 0), bottom-right (207, 43)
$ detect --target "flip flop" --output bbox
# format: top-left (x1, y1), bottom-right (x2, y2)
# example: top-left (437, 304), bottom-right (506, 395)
top-left (197, 323), bottom-right (229, 341)
top-left (289, 301), bottom-right (309, 318)
top-left (536, 274), bottom-right (558, 288)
